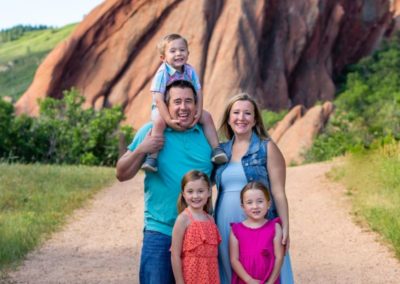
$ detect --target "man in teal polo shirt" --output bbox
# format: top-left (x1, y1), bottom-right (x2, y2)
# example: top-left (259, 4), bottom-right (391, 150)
top-left (116, 80), bottom-right (213, 283)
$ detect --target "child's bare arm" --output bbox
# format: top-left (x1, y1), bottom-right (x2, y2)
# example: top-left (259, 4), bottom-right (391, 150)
top-left (265, 223), bottom-right (285, 284)
top-left (196, 89), bottom-right (203, 117)
top-left (153, 92), bottom-right (183, 130)
top-left (190, 89), bottom-right (203, 127)
top-left (171, 213), bottom-right (189, 284)
top-left (229, 231), bottom-right (259, 284)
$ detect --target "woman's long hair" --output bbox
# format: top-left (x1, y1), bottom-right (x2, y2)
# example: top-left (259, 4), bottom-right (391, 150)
top-left (218, 93), bottom-right (268, 140)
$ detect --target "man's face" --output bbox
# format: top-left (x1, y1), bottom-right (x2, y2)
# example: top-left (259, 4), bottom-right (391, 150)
top-left (167, 87), bottom-right (196, 129)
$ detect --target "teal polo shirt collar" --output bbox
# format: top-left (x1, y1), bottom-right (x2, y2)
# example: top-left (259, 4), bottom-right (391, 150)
top-left (165, 124), bottom-right (201, 133)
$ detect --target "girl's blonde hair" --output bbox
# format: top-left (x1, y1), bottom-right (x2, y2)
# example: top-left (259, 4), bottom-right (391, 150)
top-left (240, 181), bottom-right (271, 205)
top-left (157, 33), bottom-right (188, 56)
top-left (177, 170), bottom-right (213, 214)
top-left (218, 93), bottom-right (268, 140)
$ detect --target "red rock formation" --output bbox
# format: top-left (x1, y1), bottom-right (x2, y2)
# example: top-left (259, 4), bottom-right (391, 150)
top-left (15, 0), bottom-right (395, 132)
top-left (269, 105), bottom-right (305, 142)
top-left (390, 0), bottom-right (400, 30)
top-left (276, 102), bottom-right (334, 165)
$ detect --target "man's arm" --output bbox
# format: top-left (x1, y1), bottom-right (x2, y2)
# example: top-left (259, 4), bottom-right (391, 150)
top-left (116, 131), bottom-right (164, 181)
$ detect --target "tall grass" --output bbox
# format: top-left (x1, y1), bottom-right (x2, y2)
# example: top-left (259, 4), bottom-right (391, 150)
top-left (0, 163), bottom-right (116, 269)
top-left (329, 142), bottom-right (400, 258)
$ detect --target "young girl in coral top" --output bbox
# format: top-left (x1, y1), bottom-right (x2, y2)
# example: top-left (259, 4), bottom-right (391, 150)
top-left (230, 181), bottom-right (285, 284)
top-left (171, 170), bottom-right (221, 284)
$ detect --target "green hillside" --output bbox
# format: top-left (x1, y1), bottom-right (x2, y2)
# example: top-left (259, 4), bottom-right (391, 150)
top-left (0, 24), bottom-right (76, 101)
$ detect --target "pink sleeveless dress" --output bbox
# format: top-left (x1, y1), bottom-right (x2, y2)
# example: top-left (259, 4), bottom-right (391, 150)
top-left (182, 208), bottom-right (222, 284)
top-left (231, 217), bottom-right (281, 284)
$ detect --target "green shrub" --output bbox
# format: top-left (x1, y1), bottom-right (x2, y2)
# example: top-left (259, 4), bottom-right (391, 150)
top-left (262, 109), bottom-right (288, 130)
top-left (0, 100), bottom-right (14, 155)
top-left (306, 33), bottom-right (400, 162)
top-left (0, 89), bottom-right (134, 166)
top-left (304, 108), bottom-right (366, 162)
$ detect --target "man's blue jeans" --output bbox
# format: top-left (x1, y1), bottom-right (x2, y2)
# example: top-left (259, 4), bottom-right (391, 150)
top-left (139, 230), bottom-right (175, 284)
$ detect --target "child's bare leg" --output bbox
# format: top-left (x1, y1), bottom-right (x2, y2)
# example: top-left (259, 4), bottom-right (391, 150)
top-left (199, 111), bottom-right (219, 148)
top-left (141, 111), bottom-right (166, 172)
top-left (200, 111), bottom-right (228, 164)
top-left (149, 113), bottom-right (166, 158)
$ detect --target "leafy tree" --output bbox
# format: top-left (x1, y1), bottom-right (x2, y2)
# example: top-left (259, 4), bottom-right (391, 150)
top-left (306, 33), bottom-right (400, 161)
top-left (0, 88), bottom-right (134, 166)
top-left (0, 25), bottom-right (50, 43)
top-left (0, 99), bottom-right (14, 155)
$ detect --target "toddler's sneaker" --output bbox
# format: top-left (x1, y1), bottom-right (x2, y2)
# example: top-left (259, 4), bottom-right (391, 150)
top-left (211, 146), bottom-right (228, 164)
top-left (141, 156), bottom-right (158, 172)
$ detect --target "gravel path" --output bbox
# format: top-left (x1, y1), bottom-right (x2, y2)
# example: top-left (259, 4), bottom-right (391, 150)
top-left (7, 162), bottom-right (400, 283)
top-left (288, 162), bottom-right (400, 283)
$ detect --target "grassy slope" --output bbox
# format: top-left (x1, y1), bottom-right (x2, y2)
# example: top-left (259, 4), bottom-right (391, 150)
top-left (0, 163), bottom-right (116, 269)
top-left (329, 142), bottom-right (400, 259)
top-left (0, 24), bottom-right (76, 101)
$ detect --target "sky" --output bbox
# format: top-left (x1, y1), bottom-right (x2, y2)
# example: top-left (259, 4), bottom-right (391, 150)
top-left (0, 0), bottom-right (105, 30)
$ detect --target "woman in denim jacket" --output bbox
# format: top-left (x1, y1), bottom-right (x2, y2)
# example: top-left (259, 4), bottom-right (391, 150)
top-left (214, 93), bottom-right (294, 284)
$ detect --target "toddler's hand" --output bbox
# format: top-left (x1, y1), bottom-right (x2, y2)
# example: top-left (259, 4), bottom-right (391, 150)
top-left (167, 119), bottom-right (184, 131)
top-left (189, 113), bottom-right (200, 128)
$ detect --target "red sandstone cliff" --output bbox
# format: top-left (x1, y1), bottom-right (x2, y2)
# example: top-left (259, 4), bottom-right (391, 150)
top-left (15, 0), bottom-right (396, 131)
top-left (14, 0), bottom-right (398, 164)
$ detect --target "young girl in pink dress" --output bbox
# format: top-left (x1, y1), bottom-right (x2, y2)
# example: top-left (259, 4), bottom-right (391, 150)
top-left (230, 181), bottom-right (284, 284)
top-left (171, 170), bottom-right (221, 284)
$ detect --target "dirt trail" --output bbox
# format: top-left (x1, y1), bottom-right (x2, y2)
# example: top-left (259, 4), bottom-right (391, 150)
top-left (7, 162), bottom-right (400, 283)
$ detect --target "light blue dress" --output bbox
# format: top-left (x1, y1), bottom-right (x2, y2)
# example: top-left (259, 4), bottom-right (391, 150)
top-left (216, 162), bottom-right (247, 283)
top-left (216, 162), bottom-right (295, 284)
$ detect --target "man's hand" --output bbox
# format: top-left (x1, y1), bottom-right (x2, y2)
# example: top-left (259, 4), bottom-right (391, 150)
top-left (139, 130), bottom-right (164, 154)
top-left (116, 130), bottom-right (164, 182)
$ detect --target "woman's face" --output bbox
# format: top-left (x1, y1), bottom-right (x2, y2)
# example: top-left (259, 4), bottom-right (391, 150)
top-left (228, 100), bottom-right (256, 136)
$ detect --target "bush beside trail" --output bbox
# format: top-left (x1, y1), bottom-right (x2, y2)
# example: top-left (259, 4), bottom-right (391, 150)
top-left (0, 88), bottom-right (134, 166)
top-left (305, 34), bottom-right (400, 162)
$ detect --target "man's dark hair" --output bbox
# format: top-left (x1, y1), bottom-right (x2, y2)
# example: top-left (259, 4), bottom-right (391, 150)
top-left (165, 80), bottom-right (197, 105)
